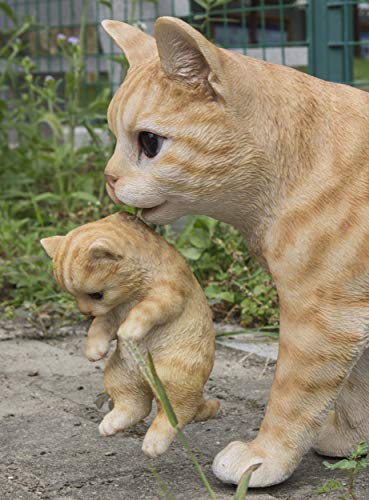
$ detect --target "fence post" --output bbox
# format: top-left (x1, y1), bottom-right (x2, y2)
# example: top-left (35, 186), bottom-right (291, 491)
top-left (309, 0), bottom-right (353, 84)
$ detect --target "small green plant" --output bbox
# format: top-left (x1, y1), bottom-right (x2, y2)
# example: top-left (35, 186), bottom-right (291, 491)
top-left (166, 216), bottom-right (279, 328)
top-left (0, 2), bottom-right (115, 317)
top-left (316, 441), bottom-right (369, 500)
top-left (192, 0), bottom-right (234, 39)
top-left (0, 3), bottom-right (278, 334)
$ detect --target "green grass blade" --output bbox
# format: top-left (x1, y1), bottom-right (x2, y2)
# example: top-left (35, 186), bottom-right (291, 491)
top-left (124, 340), bottom-right (216, 499)
top-left (234, 463), bottom-right (261, 499)
top-left (147, 351), bottom-right (178, 428)
top-left (150, 466), bottom-right (177, 500)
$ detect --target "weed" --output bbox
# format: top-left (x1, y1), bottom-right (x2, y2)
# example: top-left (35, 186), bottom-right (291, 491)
top-left (316, 442), bottom-right (369, 500)
top-left (0, 4), bottom-right (278, 333)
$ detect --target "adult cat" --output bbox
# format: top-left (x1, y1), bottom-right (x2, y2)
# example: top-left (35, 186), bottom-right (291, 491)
top-left (101, 17), bottom-right (369, 487)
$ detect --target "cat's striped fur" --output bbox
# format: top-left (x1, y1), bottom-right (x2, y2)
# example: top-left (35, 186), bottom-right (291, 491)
top-left (41, 212), bottom-right (219, 457)
top-left (101, 18), bottom-right (369, 487)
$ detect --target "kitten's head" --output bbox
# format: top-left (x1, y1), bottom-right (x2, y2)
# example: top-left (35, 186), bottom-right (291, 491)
top-left (102, 18), bottom-right (256, 225)
top-left (40, 219), bottom-right (142, 316)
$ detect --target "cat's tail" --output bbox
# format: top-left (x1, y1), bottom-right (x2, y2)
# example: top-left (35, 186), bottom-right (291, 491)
top-left (193, 398), bottom-right (220, 422)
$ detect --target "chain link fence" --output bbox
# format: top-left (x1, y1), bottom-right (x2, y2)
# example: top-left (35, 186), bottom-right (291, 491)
top-left (2, 1), bottom-right (369, 94)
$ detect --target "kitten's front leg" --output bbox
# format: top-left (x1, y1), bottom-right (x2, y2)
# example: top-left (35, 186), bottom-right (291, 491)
top-left (86, 315), bottom-right (117, 361)
top-left (213, 312), bottom-right (366, 487)
top-left (117, 287), bottom-right (184, 343)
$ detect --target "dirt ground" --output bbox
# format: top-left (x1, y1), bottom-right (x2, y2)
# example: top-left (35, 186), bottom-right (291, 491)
top-left (0, 317), bottom-right (368, 499)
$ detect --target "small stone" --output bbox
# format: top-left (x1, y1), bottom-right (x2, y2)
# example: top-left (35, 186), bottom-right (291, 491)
top-left (28, 370), bottom-right (39, 377)
top-left (77, 386), bottom-right (84, 390)
top-left (104, 451), bottom-right (116, 456)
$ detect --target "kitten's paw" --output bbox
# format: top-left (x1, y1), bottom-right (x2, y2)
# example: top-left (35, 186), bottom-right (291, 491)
top-left (142, 411), bottom-right (177, 458)
top-left (213, 441), bottom-right (291, 488)
top-left (142, 434), bottom-right (174, 458)
top-left (85, 339), bottom-right (110, 362)
top-left (99, 409), bottom-right (130, 437)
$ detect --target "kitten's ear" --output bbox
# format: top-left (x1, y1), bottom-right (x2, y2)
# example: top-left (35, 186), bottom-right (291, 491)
top-left (155, 17), bottom-right (226, 97)
top-left (40, 236), bottom-right (64, 258)
top-left (89, 239), bottom-right (120, 261)
top-left (101, 20), bottom-right (157, 66)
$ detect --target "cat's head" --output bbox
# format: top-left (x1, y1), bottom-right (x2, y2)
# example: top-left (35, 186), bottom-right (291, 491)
top-left (40, 219), bottom-right (142, 316)
top-left (102, 17), bottom-right (258, 225)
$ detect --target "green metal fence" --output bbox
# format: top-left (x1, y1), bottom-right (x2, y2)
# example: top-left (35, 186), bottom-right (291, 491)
top-left (2, 0), bottom-right (369, 93)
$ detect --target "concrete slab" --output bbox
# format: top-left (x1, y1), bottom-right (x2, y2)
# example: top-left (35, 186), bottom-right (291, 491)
top-left (0, 318), bottom-right (368, 499)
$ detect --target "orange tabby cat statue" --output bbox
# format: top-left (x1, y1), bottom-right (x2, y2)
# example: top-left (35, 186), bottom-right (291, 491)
top-left (40, 212), bottom-right (219, 457)
top-left (101, 17), bottom-right (369, 487)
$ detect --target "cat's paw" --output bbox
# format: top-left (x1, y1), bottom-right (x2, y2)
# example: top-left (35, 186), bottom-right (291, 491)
top-left (314, 410), bottom-right (368, 457)
top-left (99, 409), bottom-right (130, 436)
top-left (213, 441), bottom-right (291, 488)
top-left (85, 338), bottom-right (110, 362)
top-left (142, 431), bottom-right (174, 458)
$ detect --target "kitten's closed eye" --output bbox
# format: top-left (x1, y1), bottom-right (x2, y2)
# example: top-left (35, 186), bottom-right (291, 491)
top-left (138, 131), bottom-right (165, 158)
top-left (88, 292), bottom-right (104, 300)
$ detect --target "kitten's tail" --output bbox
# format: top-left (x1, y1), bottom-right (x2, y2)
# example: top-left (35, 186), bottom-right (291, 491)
top-left (193, 398), bottom-right (220, 422)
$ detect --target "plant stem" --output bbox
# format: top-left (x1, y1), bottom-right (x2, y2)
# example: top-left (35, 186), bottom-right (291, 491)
top-left (348, 470), bottom-right (357, 500)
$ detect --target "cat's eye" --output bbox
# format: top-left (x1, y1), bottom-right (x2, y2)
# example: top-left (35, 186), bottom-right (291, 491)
top-left (138, 131), bottom-right (164, 158)
top-left (88, 292), bottom-right (103, 300)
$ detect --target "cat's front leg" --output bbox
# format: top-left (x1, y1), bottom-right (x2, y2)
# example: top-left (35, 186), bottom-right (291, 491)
top-left (116, 288), bottom-right (184, 343)
top-left (86, 315), bottom-right (117, 361)
top-left (213, 313), bottom-right (366, 487)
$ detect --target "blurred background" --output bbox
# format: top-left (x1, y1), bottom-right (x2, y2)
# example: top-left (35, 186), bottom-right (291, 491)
top-left (1, 0), bottom-right (367, 332)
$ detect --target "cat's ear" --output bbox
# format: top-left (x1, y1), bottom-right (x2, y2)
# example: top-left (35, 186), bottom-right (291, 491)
top-left (89, 239), bottom-right (120, 261)
top-left (155, 17), bottom-right (226, 97)
top-left (101, 20), bottom-right (157, 66)
top-left (40, 236), bottom-right (64, 258)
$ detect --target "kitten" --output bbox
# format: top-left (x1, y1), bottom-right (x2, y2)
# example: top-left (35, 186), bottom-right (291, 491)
top-left (100, 17), bottom-right (369, 487)
top-left (41, 212), bottom-right (219, 457)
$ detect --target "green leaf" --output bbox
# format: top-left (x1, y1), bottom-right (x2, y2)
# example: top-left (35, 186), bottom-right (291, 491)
top-left (32, 193), bottom-right (62, 203)
top-left (193, 0), bottom-right (209, 9)
top-left (188, 228), bottom-right (211, 249)
top-left (147, 352), bottom-right (178, 428)
top-left (213, 0), bottom-right (232, 7)
top-left (323, 459), bottom-right (357, 470)
top-left (0, 2), bottom-right (17, 23)
top-left (68, 191), bottom-right (100, 204)
top-left (38, 112), bottom-right (63, 139)
top-left (96, 0), bottom-right (112, 7)
top-left (205, 284), bottom-right (235, 303)
top-left (253, 285), bottom-right (266, 297)
top-left (314, 479), bottom-right (343, 495)
top-left (234, 463), bottom-right (261, 499)
top-left (179, 247), bottom-right (203, 261)
top-left (352, 441), bottom-right (369, 458)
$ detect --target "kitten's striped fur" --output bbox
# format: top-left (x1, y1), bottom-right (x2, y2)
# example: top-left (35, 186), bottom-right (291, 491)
top-left (41, 212), bottom-right (219, 457)
top-left (101, 17), bottom-right (369, 487)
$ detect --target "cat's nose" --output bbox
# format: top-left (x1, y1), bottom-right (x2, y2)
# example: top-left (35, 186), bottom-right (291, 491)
top-left (104, 174), bottom-right (118, 189)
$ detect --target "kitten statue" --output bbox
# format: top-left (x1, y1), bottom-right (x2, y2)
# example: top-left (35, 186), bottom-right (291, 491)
top-left (40, 212), bottom-right (219, 457)
top-left (100, 17), bottom-right (369, 488)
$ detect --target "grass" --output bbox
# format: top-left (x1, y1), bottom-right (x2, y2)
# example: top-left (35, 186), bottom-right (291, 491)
top-left (0, 3), bottom-right (279, 333)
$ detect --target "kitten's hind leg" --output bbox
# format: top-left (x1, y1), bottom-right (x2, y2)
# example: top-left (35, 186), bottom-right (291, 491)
top-left (142, 382), bottom-right (204, 458)
top-left (315, 345), bottom-right (369, 457)
top-left (99, 349), bottom-right (152, 437)
top-left (193, 398), bottom-right (220, 422)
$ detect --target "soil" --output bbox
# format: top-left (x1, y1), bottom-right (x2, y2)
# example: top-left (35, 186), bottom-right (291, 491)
top-left (0, 316), bottom-right (368, 499)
